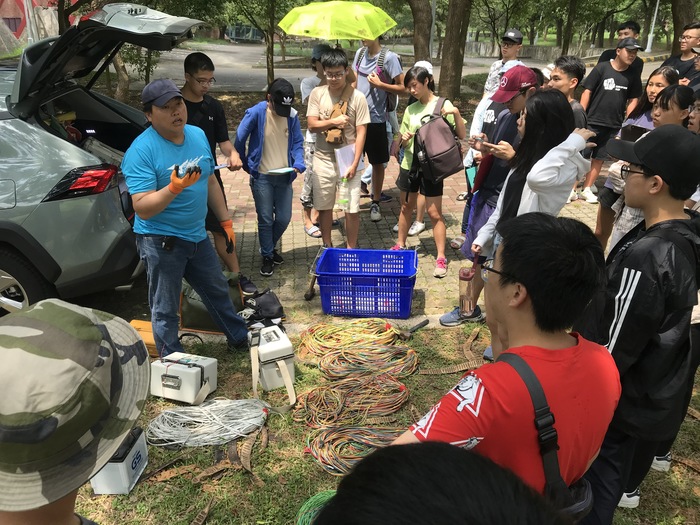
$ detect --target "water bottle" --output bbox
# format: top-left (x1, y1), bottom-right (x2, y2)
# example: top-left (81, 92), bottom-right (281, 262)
top-left (336, 177), bottom-right (349, 210)
top-left (459, 266), bottom-right (476, 315)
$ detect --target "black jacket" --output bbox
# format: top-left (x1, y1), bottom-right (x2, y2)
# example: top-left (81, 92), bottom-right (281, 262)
top-left (574, 212), bottom-right (700, 440)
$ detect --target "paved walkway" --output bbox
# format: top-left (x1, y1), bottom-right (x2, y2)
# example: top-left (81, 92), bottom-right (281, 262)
top-left (220, 158), bottom-right (602, 323)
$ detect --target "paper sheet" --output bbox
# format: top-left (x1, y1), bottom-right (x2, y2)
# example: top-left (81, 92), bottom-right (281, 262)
top-left (334, 144), bottom-right (365, 178)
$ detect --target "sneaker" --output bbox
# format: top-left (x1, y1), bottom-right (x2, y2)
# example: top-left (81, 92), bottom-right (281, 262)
top-left (580, 187), bottom-right (598, 204)
top-left (483, 345), bottom-right (493, 361)
top-left (439, 305), bottom-right (484, 327)
top-left (260, 257), bottom-right (274, 276)
top-left (393, 223), bottom-right (400, 233)
top-left (360, 181), bottom-right (370, 196)
top-left (651, 452), bottom-right (672, 472)
top-left (390, 243), bottom-right (407, 250)
top-left (618, 487), bottom-right (640, 509)
top-left (371, 192), bottom-right (393, 203)
top-left (239, 274), bottom-right (258, 296)
top-left (272, 250), bottom-right (284, 265)
top-left (566, 190), bottom-right (579, 204)
top-left (433, 257), bottom-right (448, 278)
top-left (228, 337), bottom-right (250, 352)
top-left (408, 221), bottom-right (426, 236)
top-left (370, 202), bottom-right (382, 222)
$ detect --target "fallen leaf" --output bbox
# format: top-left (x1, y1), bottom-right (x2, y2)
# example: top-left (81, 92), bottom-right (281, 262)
top-left (152, 464), bottom-right (197, 482)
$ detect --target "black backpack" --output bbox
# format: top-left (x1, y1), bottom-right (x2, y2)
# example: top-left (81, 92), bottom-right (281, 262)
top-left (413, 97), bottom-right (464, 184)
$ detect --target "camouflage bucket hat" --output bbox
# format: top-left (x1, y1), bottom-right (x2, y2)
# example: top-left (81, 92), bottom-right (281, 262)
top-left (0, 299), bottom-right (150, 511)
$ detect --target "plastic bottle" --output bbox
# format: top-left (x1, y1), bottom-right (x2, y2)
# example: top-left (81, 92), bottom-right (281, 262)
top-left (336, 177), bottom-right (349, 210)
top-left (459, 266), bottom-right (476, 315)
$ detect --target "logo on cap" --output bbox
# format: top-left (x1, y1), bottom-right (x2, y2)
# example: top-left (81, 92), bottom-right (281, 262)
top-left (283, 96), bottom-right (293, 105)
top-left (500, 77), bottom-right (509, 88)
top-left (506, 32), bottom-right (515, 37)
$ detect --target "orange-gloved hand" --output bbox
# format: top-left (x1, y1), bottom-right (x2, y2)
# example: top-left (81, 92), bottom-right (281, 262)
top-left (168, 165), bottom-right (201, 194)
top-left (220, 219), bottom-right (236, 253)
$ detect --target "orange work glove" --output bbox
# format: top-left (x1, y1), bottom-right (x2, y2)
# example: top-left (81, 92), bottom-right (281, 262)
top-left (168, 165), bottom-right (201, 194)
top-left (220, 219), bottom-right (236, 253)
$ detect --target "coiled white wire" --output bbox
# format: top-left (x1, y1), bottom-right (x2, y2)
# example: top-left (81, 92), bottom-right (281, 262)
top-left (146, 398), bottom-right (270, 448)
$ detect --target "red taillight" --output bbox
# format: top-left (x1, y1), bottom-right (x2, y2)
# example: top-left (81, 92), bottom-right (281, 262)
top-left (43, 164), bottom-right (118, 202)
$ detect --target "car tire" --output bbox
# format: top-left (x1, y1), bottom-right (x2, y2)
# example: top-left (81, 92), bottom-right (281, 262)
top-left (0, 248), bottom-right (56, 316)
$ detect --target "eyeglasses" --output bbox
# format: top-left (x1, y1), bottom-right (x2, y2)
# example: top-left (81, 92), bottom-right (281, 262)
top-left (481, 259), bottom-right (514, 282)
top-left (620, 164), bottom-right (649, 179)
top-left (194, 77), bottom-right (216, 86)
top-left (501, 41), bottom-right (518, 48)
top-left (324, 71), bottom-right (346, 80)
top-left (679, 34), bottom-right (699, 41)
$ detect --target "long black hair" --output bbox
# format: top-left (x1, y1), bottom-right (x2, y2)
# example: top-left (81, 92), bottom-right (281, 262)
top-left (628, 65), bottom-right (679, 120)
top-left (510, 89), bottom-right (574, 176)
top-left (403, 66), bottom-right (435, 93)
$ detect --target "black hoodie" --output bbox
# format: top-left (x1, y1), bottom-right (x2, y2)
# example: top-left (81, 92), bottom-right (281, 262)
top-left (574, 211), bottom-right (700, 440)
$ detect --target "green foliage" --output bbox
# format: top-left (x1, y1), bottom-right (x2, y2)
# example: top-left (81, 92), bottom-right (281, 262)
top-left (120, 45), bottom-right (161, 82)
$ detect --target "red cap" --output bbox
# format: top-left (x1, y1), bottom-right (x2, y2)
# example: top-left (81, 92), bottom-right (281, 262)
top-left (491, 65), bottom-right (538, 103)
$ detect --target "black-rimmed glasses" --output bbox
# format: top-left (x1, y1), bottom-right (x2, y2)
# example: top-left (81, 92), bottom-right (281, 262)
top-left (620, 165), bottom-right (648, 180)
top-left (481, 259), bottom-right (514, 282)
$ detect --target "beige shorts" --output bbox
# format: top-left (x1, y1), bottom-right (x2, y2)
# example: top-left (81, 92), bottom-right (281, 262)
top-left (312, 153), bottom-right (362, 213)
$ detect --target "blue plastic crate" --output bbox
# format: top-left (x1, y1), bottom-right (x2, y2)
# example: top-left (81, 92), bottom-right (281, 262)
top-left (315, 248), bottom-right (418, 319)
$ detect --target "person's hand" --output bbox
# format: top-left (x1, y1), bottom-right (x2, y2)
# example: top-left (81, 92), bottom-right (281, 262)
top-left (473, 150), bottom-right (483, 162)
top-left (679, 78), bottom-right (690, 86)
top-left (483, 140), bottom-right (515, 161)
top-left (219, 219), bottom-right (236, 253)
top-left (441, 105), bottom-right (460, 117)
top-left (332, 114), bottom-right (351, 128)
top-left (401, 131), bottom-right (414, 145)
top-left (168, 165), bottom-right (201, 194)
top-left (345, 164), bottom-right (357, 180)
top-left (468, 133), bottom-right (487, 150)
top-left (367, 72), bottom-right (383, 88)
top-left (390, 139), bottom-right (401, 160)
top-left (471, 244), bottom-right (482, 256)
top-left (227, 151), bottom-right (243, 171)
top-left (573, 128), bottom-right (597, 149)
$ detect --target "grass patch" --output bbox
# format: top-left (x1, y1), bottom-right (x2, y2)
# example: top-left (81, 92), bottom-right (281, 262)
top-left (461, 72), bottom-right (488, 91)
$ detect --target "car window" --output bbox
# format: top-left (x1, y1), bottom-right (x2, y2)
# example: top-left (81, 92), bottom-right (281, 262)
top-left (0, 70), bottom-right (15, 111)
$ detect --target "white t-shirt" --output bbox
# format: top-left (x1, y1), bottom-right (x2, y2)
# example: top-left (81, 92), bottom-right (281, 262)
top-left (301, 75), bottom-right (323, 142)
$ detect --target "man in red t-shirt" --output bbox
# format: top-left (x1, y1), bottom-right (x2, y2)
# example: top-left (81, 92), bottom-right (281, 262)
top-left (394, 213), bottom-right (621, 495)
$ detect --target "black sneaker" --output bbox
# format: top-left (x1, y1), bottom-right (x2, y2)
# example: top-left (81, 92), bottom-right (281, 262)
top-left (228, 338), bottom-right (250, 352)
top-left (239, 274), bottom-right (258, 296)
top-left (272, 250), bottom-right (284, 265)
top-left (260, 257), bottom-right (274, 276)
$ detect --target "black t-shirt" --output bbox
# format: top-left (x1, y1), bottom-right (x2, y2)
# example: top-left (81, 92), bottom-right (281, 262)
top-left (598, 49), bottom-right (643, 80)
top-left (481, 100), bottom-right (507, 142)
top-left (661, 54), bottom-right (697, 81)
top-left (581, 61), bottom-right (643, 128)
top-left (481, 109), bottom-right (521, 206)
top-left (184, 94), bottom-right (229, 158)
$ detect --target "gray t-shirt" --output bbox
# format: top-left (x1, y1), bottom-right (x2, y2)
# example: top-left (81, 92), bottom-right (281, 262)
top-left (352, 47), bottom-right (402, 124)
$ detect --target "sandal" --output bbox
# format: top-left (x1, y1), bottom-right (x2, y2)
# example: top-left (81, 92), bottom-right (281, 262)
top-left (456, 191), bottom-right (469, 201)
top-left (304, 224), bottom-right (322, 238)
top-left (450, 235), bottom-right (466, 249)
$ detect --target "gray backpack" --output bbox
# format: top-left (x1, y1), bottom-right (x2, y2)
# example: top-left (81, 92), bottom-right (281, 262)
top-left (414, 97), bottom-right (464, 183)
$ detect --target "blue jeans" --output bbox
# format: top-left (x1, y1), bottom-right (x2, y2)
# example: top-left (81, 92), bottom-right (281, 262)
top-left (250, 173), bottom-right (293, 258)
top-left (136, 234), bottom-right (248, 356)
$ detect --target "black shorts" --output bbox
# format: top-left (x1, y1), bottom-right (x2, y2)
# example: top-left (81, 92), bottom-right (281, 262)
top-left (588, 125), bottom-right (619, 161)
top-left (363, 122), bottom-right (390, 165)
top-left (396, 167), bottom-right (444, 198)
top-left (205, 170), bottom-right (226, 234)
top-left (597, 186), bottom-right (622, 209)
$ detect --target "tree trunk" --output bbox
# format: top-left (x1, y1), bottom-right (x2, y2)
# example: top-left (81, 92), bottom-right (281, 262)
top-left (555, 18), bottom-right (563, 47)
top-left (670, 0), bottom-right (695, 55)
top-left (641, 0), bottom-right (653, 44)
top-left (436, 25), bottom-right (443, 60)
top-left (220, 25), bottom-right (227, 40)
top-left (145, 49), bottom-right (152, 84)
top-left (266, 0), bottom-right (276, 85)
top-left (57, 0), bottom-right (68, 34)
top-left (280, 33), bottom-right (287, 61)
top-left (608, 17), bottom-right (616, 46)
top-left (561, 0), bottom-right (578, 54)
top-left (113, 53), bottom-right (130, 104)
top-left (475, 29), bottom-right (480, 42)
top-left (595, 19), bottom-right (606, 48)
top-left (407, 0), bottom-right (432, 60)
top-left (438, 0), bottom-right (472, 100)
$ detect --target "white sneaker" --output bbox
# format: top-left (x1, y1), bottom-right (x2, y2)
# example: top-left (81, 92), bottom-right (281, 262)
top-left (580, 187), bottom-right (598, 204)
top-left (370, 202), bottom-right (382, 222)
top-left (393, 223), bottom-right (399, 233)
top-left (651, 452), bottom-right (672, 472)
top-left (408, 221), bottom-right (426, 236)
top-left (618, 487), bottom-right (640, 509)
top-left (566, 190), bottom-right (579, 204)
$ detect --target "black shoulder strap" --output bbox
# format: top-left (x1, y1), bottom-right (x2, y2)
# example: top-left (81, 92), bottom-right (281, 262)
top-left (355, 47), bottom-right (367, 71)
top-left (646, 226), bottom-right (696, 270)
top-left (187, 95), bottom-right (211, 129)
top-left (497, 352), bottom-right (575, 507)
top-left (378, 47), bottom-right (387, 69)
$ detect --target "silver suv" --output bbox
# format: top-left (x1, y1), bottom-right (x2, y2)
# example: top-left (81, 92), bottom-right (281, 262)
top-left (0, 4), bottom-right (200, 315)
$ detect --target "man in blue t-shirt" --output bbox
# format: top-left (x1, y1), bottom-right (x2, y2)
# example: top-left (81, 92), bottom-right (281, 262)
top-left (353, 37), bottom-right (405, 222)
top-left (122, 79), bottom-right (248, 356)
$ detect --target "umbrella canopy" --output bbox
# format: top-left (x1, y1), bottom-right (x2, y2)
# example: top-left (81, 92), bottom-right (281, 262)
top-left (279, 1), bottom-right (396, 41)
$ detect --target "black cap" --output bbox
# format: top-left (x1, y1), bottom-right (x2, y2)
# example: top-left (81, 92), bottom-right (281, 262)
top-left (269, 79), bottom-right (295, 117)
top-left (502, 29), bottom-right (523, 44)
top-left (616, 37), bottom-right (642, 50)
top-left (606, 126), bottom-right (700, 189)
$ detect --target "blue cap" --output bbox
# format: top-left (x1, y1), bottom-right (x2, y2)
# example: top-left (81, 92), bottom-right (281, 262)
top-left (141, 78), bottom-right (182, 107)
